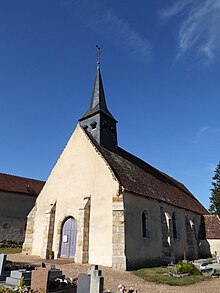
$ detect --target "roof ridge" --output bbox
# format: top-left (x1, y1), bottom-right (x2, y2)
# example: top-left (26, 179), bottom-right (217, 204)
top-left (0, 172), bottom-right (45, 183)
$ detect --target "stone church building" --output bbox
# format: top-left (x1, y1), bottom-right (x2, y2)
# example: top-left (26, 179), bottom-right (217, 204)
top-left (23, 59), bottom-right (211, 270)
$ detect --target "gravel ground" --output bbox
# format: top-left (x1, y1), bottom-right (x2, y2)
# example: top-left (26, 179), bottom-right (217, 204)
top-left (5, 254), bottom-right (220, 293)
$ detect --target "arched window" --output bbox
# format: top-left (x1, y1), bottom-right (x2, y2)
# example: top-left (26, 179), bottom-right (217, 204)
top-left (185, 215), bottom-right (191, 235)
top-left (192, 218), bottom-right (198, 240)
top-left (172, 212), bottom-right (179, 239)
top-left (142, 210), bottom-right (150, 238)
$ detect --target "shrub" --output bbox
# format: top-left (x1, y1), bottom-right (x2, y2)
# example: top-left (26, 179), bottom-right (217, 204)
top-left (48, 249), bottom-right (54, 255)
top-left (176, 261), bottom-right (201, 275)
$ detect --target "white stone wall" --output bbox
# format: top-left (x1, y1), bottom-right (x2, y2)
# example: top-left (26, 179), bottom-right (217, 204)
top-left (207, 239), bottom-right (220, 255)
top-left (123, 191), bottom-right (206, 269)
top-left (29, 125), bottom-right (119, 267)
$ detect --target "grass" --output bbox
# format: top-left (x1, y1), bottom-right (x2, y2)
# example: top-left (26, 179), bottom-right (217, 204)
top-left (207, 257), bottom-right (216, 262)
top-left (134, 267), bottom-right (206, 286)
top-left (214, 269), bottom-right (220, 276)
top-left (0, 247), bottom-right (22, 254)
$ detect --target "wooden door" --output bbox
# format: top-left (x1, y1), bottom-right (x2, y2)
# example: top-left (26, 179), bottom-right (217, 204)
top-left (60, 217), bottom-right (76, 258)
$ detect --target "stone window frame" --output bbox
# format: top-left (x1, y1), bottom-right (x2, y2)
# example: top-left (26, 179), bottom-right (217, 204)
top-left (192, 217), bottom-right (198, 240)
top-left (172, 212), bottom-right (180, 240)
top-left (185, 215), bottom-right (192, 235)
top-left (142, 210), bottom-right (150, 239)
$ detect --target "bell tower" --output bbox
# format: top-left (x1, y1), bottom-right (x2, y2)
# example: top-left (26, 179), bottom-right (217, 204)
top-left (79, 47), bottom-right (118, 152)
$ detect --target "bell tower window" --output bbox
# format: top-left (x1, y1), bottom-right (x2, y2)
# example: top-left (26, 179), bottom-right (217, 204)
top-left (110, 126), bottom-right (115, 134)
top-left (102, 122), bottom-right (107, 130)
top-left (91, 122), bottom-right (97, 130)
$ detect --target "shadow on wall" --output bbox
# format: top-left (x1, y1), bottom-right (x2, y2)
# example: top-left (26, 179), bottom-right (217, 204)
top-left (198, 215), bottom-right (212, 259)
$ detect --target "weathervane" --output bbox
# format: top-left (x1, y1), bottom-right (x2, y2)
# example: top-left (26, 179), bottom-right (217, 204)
top-left (96, 45), bottom-right (101, 65)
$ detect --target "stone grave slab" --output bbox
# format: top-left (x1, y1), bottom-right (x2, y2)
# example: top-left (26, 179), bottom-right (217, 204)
top-left (0, 254), bottom-right (6, 275)
top-left (77, 273), bottom-right (91, 293)
top-left (0, 254), bottom-right (10, 281)
top-left (31, 268), bottom-right (65, 292)
top-left (6, 270), bottom-right (32, 286)
top-left (89, 265), bottom-right (104, 293)
top-left (77, 265), bottom-right (105, 293)
top-left (31, 268), bottom-right (50, 292)
top-left (49, 269), bottom-right (64, 281)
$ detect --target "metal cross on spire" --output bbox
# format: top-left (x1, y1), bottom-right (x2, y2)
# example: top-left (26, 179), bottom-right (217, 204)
top-left (96, 45), bottom-right (101, 66)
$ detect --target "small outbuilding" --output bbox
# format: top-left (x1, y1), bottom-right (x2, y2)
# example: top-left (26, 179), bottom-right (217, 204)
top-left (0, 173), bottom-right (45, 247)
top-left (204, 215), bottom-right (220, 256)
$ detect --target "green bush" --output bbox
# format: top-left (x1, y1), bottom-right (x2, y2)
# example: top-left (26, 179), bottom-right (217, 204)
top-left (176, 261), bottom-right (201, 275)
top-left (48, 249), bottom-right (54, 255)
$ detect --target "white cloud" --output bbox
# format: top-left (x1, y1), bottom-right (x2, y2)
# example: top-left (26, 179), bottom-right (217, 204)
top-left (60, 0), bottom-right (152, 64)
top-left (161, 0), bottom-right (194, 19)
top-left (194, 126), bottom-right (220, 143)
top-left (161, 0), bottom-right (220, 63)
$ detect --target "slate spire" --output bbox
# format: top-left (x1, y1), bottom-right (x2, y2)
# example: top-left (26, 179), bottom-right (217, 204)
top-left (79, 47), bottom-right (118, 151)
top-left (79, 51), bottom-right (116, 122)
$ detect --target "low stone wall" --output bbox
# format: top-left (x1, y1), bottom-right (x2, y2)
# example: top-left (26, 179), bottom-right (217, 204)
top-left (0, 190), bottom-right (37, 249)
top-left (0, 217), bottom-right (26, 247)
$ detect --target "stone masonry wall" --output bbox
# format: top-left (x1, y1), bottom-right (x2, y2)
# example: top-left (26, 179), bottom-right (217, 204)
top-left (1, 190), bottom-right (37, 248)
top-left (75, 197), bottom-right (90, 263)
top-left (40, 203), bottom-right (56, 258)
top-left (22, 205), bottom-right (37, 253)
top-left (112, 198), bottom-right (126, 270)
top-left (0, 216), bottom-right (26, 248)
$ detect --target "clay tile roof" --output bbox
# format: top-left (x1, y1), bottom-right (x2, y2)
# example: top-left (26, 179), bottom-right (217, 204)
top-left (0, 173), bottom-right (45, 196)
top-left (85, 131), bottom-right (208, 215)
top-left (204, 215), bottom-right (220, 239)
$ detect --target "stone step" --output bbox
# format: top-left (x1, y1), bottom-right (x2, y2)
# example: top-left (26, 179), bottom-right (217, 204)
top-left (6, 276), bottom-right (31, 286)
top-left (0, 272), bottom-right (10, 281)
top-left (10, 270), bottom-right (32, 279)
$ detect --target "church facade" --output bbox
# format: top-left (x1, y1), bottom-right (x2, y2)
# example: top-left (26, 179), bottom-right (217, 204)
top-left (23, 59), bottom-right (210, 270)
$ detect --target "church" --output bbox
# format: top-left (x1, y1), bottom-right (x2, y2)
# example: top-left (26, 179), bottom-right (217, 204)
top-left (23, 52), bottom-right (211, 270)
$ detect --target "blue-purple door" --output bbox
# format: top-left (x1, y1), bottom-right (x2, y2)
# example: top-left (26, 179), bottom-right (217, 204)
top-left (60, 217), bottom-right (77, 258)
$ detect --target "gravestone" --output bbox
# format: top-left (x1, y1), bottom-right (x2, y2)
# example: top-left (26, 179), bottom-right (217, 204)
top-left (31, 268), bottom-right (50, 292)
top-left (6, 270), bottom-right (32, 286)
top-left (49, 269), bottom-right (64, 281)
top-left (0, 254), bottom-right (10, 281)
top-left (31, 268), bottom-right (65, 292)
top-left (78, 273), bottom-right (91, 293)
top-left (77, 265), bottom-right (104, 293)
top-left (0, 254), bottom-right (6, 275)
top-left (88, 265), bottom-right (104, 293)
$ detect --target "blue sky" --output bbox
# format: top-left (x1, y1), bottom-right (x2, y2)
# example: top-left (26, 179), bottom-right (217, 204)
top-left (0, 0), bottom-right (220, 209)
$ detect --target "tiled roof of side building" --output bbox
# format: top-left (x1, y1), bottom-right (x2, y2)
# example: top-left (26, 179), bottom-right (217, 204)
top-left (204, 215), bottom-right (220, 239)
top-left (84, 129), bottom-right (208, 215)
top-left (0, 173), bottom-right (45, 196)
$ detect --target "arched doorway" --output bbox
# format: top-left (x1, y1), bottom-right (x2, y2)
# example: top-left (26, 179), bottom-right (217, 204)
top-left (60, 217), bottom-right (77, 258)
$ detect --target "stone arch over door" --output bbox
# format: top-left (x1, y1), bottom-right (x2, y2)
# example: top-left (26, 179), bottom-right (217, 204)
top-left (59, 217), bottom-right (77, 258)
